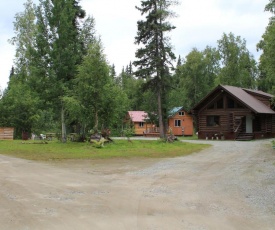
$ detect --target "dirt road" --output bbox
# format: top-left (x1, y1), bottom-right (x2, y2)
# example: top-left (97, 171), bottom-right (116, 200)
top-left (0, 140), bottom-right (275, 230)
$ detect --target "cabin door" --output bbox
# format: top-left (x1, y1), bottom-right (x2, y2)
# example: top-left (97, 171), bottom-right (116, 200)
top-left (246, 115), bottom-right (253, 133)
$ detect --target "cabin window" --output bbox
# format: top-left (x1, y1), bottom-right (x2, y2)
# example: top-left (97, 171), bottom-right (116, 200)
top-left (227, 97), bottom-right (244, 109)
top-left (227, 98), bottom-right (235, 108)
top-left (207, 103), bottom-right (215, 109)
top-left (179, 111), bottom-right (185, 116)
top-left (174, 119), bottom-right (181, 127)
top-left (207, 116), bottom-right (220, 126)
top-left (217, 98), bottom-right (224, 109)
top-left (139, 122), bottom-right (144, 127)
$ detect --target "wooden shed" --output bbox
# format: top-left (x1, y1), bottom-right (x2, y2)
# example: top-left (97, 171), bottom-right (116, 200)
top-left (168, 107), bottom-right (194, 136)
top-left (191, 85), bottom-right (275, 140)
top-left (124, 111), bottom-right (155, 135)
top-left (0, 127), bottom-right (14, 140)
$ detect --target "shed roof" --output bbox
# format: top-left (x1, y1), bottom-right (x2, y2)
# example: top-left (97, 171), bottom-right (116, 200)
top-left (192, 85), bottom-right (275, 114)
top-left (128, 111), bottom-right (149, 122)
top-left (168, 107), bottom-right (184, 117)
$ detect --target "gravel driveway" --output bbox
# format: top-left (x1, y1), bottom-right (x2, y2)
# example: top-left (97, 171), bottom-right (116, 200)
top-left (0, 139), bottom-right (275, 230)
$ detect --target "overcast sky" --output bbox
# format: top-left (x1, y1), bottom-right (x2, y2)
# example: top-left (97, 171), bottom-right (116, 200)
top-left (0, 0), bottom-right (271, 90)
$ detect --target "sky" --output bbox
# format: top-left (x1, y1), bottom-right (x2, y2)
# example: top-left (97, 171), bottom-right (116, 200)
top-left (0, 0), bottom-right (271, 90)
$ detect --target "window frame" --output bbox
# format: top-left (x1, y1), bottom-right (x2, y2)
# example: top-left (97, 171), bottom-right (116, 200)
top-left (174, 119), bottom-right (181, 127)
top-left (139, 122), bottom-right (144, 127)
top-left (206, 116), bottom-right (220, 127)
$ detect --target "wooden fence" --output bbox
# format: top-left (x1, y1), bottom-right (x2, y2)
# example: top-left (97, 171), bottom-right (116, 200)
top-left (0, 127), bottom-right (14, 140)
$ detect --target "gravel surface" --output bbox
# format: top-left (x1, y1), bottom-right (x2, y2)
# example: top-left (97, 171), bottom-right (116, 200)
top-left (0, 139), bottom-right (275, 230)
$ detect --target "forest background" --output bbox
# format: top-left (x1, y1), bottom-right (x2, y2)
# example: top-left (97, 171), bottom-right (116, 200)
top-left (0, 0), bottom-right (275, 140)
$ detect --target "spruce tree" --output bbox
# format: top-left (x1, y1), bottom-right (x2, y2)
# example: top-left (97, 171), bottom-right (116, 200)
top-left (133, 0), bottom-right (177, 138)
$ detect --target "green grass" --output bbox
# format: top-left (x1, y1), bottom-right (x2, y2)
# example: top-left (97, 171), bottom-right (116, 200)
top-left (0, 139), bottom-right (210, 161)
top-left (177, 135), bottom-right (199, 141)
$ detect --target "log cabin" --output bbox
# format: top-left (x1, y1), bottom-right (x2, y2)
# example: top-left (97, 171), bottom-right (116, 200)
top-left (168, 107), bottom-right (194, 136)
top-left (191, 85), bottom-right (275, 140)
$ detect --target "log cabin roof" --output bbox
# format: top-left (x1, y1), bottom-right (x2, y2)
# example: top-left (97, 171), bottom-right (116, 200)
top-left (128, 111), bottom-right (149, 122)
top-left (192, 85), bottom-right (275, 114)
top-left (242, 88), bottom-right (274, 98)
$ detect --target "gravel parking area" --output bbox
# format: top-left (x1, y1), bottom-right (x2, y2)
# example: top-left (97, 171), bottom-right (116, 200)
top-left (0, 139), bottom-right (275, 229)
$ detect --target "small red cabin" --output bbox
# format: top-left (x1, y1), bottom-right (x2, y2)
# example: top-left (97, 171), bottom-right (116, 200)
top-left (124, 111), bottom-right (154, 135)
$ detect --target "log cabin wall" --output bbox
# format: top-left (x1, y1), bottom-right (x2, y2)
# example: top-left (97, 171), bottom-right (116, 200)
top-left (198, 106), bottom-right (251, 139)
top-left (198, 106), bottom-right (275, 140)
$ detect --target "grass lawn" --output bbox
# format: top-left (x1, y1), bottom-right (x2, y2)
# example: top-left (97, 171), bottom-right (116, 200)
top-left (0, 139), bottom-right (210, 161)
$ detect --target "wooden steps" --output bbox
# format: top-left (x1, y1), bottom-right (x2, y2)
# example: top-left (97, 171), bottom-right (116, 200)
top-left (235, 132), bottom-right (254, 141)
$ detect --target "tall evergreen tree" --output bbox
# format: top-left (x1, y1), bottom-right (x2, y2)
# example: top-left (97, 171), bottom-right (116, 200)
top-left (133, 0), bottom-right (177, 138)
top-left (110, 64), bottom-right (116, 78)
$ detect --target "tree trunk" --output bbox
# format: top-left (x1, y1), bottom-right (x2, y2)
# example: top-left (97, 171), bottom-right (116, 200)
top-left (61, 105), bottom-right (66, 143)
top-left (94, 109), bottom-right (99, 132)
top-left (157, 89), bottom-right (166, 139)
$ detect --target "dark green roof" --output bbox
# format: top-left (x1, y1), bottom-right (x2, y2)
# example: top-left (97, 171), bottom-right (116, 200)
top-left (168, 106), bottom-right (184, 117)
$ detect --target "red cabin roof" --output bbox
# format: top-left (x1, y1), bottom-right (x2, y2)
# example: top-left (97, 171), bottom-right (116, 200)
top-left (128, 111), bottom-right (148, 122)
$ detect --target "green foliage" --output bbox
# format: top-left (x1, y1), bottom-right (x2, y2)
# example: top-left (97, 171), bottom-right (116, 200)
top-left (76, 41), bottom-right (111, 130)
top-left (0, 77), bottom-right (40, 135)
top-left (257, 1), bottom-right (275, 93)
top-left (116, 66), bottom-right (151, 111)
top-left (8, 0), bottom-right (37, 76)
top-left (122, 126), bottom-right (135, 138)
top-left (169, 32), bottom-right (258, 112)
top-left (169, 47), bottom-right (218, 110)
top-left (5, 0), bottom-right (99, 138)
top-left (75, 40), bottom-right (129, 132)
top-left (217, 32), bottom-right (257, 88)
